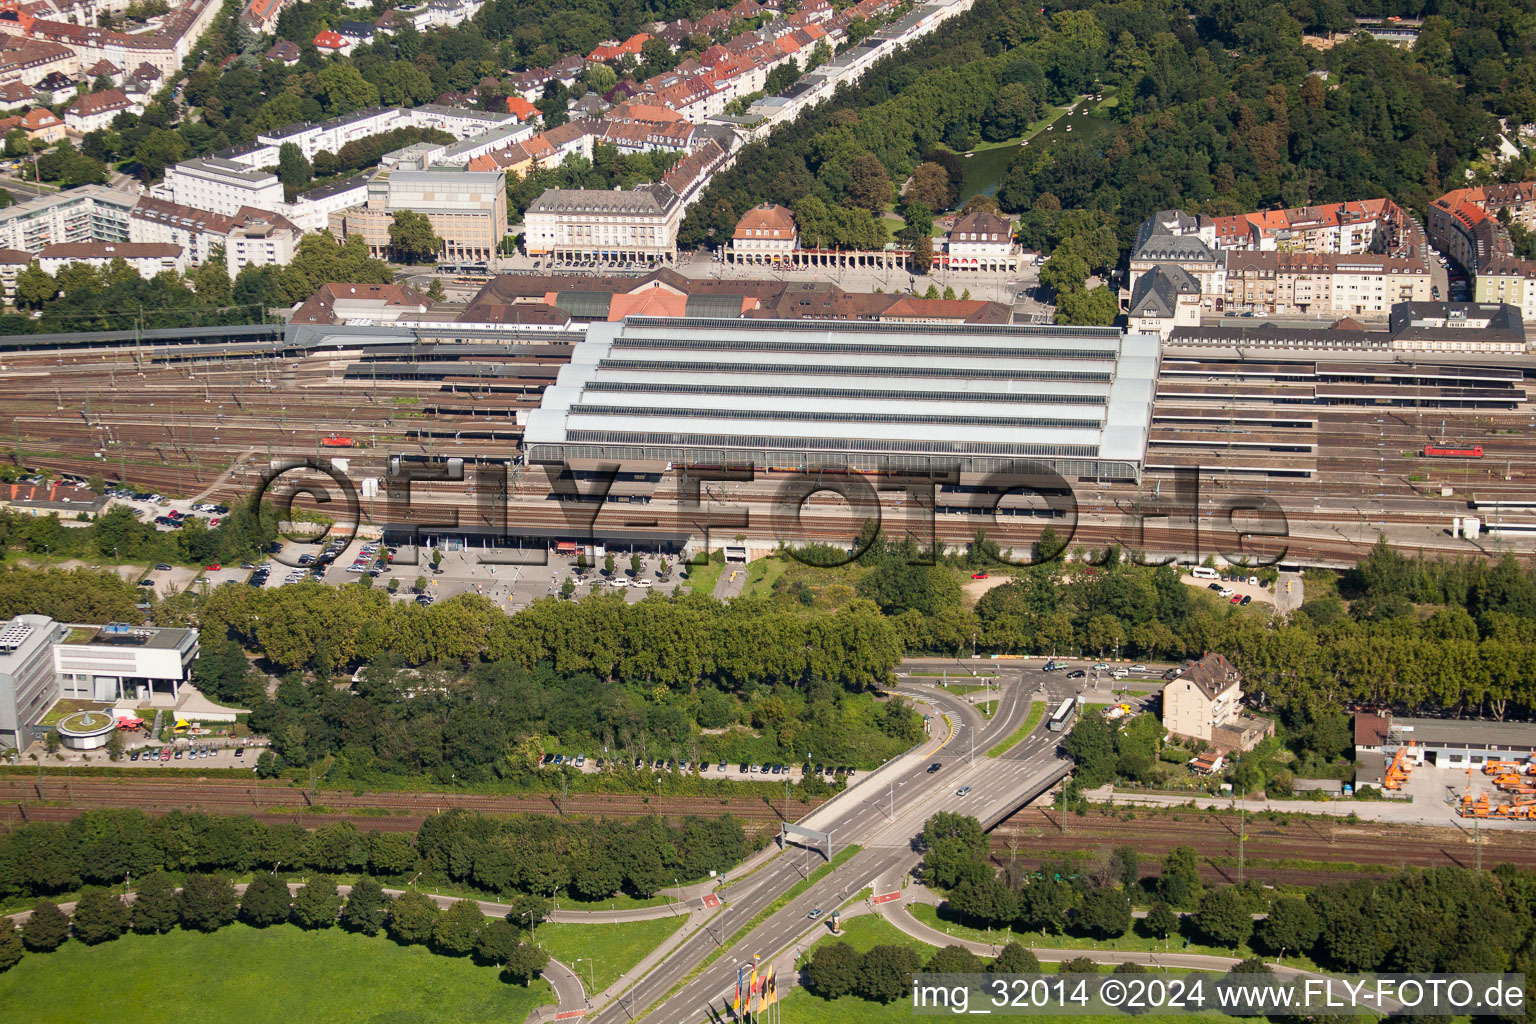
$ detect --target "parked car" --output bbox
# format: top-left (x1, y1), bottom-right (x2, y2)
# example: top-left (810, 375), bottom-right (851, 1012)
top-left (970, 571), bottom-right (989, 579)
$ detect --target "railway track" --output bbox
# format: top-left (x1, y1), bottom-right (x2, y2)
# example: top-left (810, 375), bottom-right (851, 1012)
top-left (1, 336), bottom-right (1534, 561)
top-left (0, 777), bottom-right (815, 833)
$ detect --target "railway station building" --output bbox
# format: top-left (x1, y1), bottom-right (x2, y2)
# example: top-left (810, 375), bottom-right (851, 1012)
top-left (523, 317), bottom-right (1160, 481)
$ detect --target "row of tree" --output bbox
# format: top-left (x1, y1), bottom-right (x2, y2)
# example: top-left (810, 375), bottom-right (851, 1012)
top-left (0, 808), bottom-right (750, 906)
top-left (2, 873), bottom-right (547, 985)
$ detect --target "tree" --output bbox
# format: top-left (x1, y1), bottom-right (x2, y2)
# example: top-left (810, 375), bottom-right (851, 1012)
top-left (603, 552), bottom-right (615, 576)
top-left (20, 901), bottom-right (69, 951)
top-left (907, 162), bottom-right (953, 210)
top-left (433, 898), bottom-right (484, 956)
top-left (131, 872), bottom-right (180, 934)
top-left (925, 944), bottom-right (983, 973)
top-left (180, 873), bottom-right (238, 932)
top-left (1158, 847), bottom-right (1202, 908)
top-left (386, 890), bottom-right (440, 945)
top-left (474, 918), bottom-right (519, 966)
top-left (1194, 886), bottom-right (1253, 949)
top-left (254, 750), bottom-right (285, 779)
top-left (368, 832), bottom-right (417, 877)
top-left (0, 924), bottom-right (21, 972)
top-left (15, 264), bottom-right (56, 310)
top-left (503, 941), bottom-right (548, 985)
top-left (1039, 248), bottom-right (1089, 296)
top-left (315, 63), bottom-right (380, 114)
top-left (847, 153), bottom-right (892, 213)
top-left (276, 142), bottom-right (312, 203)
top-left (1076, 886), bottom-right (1131, 938)
top-left (72, 888), bottom-right (129, 945)
top-left (240, 872), bottom-right (293, 927)
top-left (340, 877), bottom-right (388, 935)
top-left (805, 941), bottom-right (860, 998)
top-left (1142, 901), bottom-right (1178, 940)
top-left (1062, 713), bottom-right (1116, 788)
top-left (292, 879), bottom-right (342, 929)
top-left (990, 942), bottom-right (1040, 974)
top-left (856, 945), bottom-right (922, 1003)
top-left (504, 894), bottom-right (551, 935)
top-left (389, 210), bottom-right (441, 264)
top-left (1055, 285), bottom-right (1118, 326)
top-left (1060, 956), bottom-right (1097, 974)
top-left (1255, 897), bottom-right (1320, 957)
top-left (1112, 846), bottom-right (1139, 891)
top-left (132, 128), bottom-right (187, 182)
top-left (584, 63), bottom-right (617, 94)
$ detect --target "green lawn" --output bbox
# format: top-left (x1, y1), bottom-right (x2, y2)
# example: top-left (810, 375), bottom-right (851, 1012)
top-left (685, 552), bottom-right (725, 595)
top-left (986, 699), bottom-right (1046, 757)
top-left (536, 914), bottom-right (688, 992)
top-left (797, 912), bottom-right (930, 959)
top-left (0, 922), bottom-right (553, 1024)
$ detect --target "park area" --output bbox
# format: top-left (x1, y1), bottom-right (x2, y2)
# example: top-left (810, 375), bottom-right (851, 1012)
top-left (0, 922), bottom-right (553, 1023)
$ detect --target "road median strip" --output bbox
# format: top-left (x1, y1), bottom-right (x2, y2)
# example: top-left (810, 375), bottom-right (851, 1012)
top-left (986, 699), bottom-right (1045, 757)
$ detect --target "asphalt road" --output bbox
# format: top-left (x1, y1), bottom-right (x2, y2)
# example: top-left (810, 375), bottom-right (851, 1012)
top-left (588, 674), bottom-right (1071, 1023)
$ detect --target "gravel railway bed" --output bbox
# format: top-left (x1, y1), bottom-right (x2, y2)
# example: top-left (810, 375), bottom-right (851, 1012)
top-left (990, 807), bottom-right (1536, 884)
top-left (0, 777), bottom-right (817, 832)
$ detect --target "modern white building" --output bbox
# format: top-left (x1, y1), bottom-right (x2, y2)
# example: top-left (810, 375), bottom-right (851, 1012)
top-left (284, 175), bottom-right (370, 232)
top-left (0, 615), bottom-right (68, 751)
top-left (54, 621), bottom-right (199, 704)
top-left (158, 157), bottom-right (284, 217)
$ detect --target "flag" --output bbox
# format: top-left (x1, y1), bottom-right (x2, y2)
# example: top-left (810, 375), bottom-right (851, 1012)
top-left (748, 960), bottom-right (759, 1009)
top-left (761, 964), bottom-right (777, 1009)
top-left (733, 964), bottom-right (745, 1012)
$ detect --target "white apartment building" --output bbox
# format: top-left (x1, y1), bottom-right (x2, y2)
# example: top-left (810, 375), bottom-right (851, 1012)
top-left (283, 175), bottom-right (370, 232)
top-left (62, 87), bottom-right (140, 134)
top-left (158, 157), bottom-right (283, 216)
top-left (130, 196), bottom-right (300, 279)
top-left (0, 185), bottom-right (134, 252)
top-left (36, 241), bottom-right (185, 278)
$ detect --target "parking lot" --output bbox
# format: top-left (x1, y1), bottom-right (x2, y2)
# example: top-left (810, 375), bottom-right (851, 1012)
top-left (1179, 571), bottom-right (1277, 607)
top-left (51, 738), bottom-right (269, 770)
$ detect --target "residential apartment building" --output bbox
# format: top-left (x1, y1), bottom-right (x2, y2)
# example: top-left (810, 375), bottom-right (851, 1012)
top-left (63, 87), bottom-right (140, 134)
top-left (0, 247), bottom-right (27, 304)
top-left (130, 196), bottom-right (300, 279)
top-left (524, 184), bottom-right (684, 262)
top-left (0, 0), bottom-right (222, 79)
top-left (1473, 256), bottom-right (1536, 326)
top-left (0, 185), bottom-right (133, 252)
top-left (329, 166), bottom-right (507, 262)
top-left (1428, 191), bottom-right (1506, 275)
top-left (36, 240), bottom-right (185, 278)
top-left (1223, 252), bottom-right (1433, 316)
top-left (1161, 653), bottom-right (1270, 750)
top-left (1210, 198), bottom-right (1404, 254)
top-left (158, 157), bottom-right (284, 216)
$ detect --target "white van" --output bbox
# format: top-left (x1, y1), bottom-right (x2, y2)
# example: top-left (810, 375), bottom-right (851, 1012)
top-left (1190, 566), bottom-right (1218, 580)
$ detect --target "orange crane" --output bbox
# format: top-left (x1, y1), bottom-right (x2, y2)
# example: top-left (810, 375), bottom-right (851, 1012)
top-left (1482, 760), bottom-right (1523, 776)
top-left (1383, 741), bottom-right (1416, 790)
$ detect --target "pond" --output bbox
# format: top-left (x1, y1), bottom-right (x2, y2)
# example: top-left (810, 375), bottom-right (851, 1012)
top-left (958, 103), bottom-right (1113, 201)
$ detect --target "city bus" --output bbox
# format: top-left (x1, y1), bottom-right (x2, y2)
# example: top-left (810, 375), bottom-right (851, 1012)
top-left (1047, 699), bottom-right (1076, 732)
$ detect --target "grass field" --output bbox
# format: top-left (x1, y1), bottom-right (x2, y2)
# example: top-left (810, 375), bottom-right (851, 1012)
top-left (986, 699), bottom-right (1046, 757)
top-left (536, 915), bottom-right (688, 992)
top-left (0, 922), bottom-right (553, 1024)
